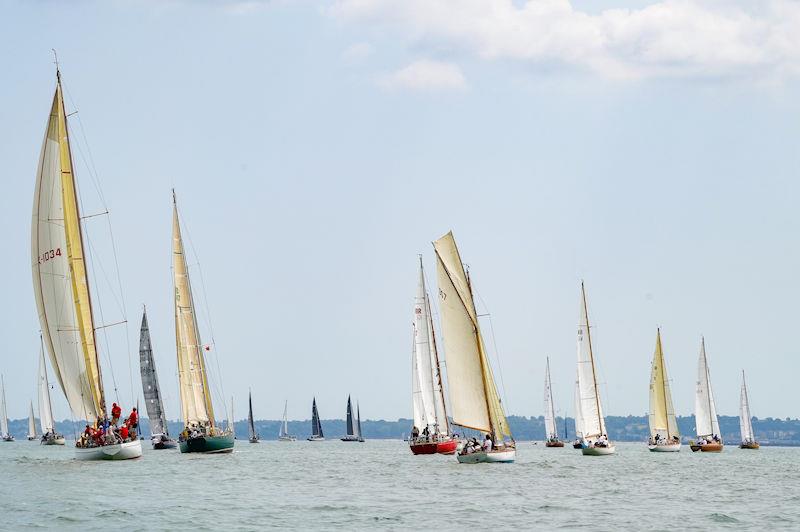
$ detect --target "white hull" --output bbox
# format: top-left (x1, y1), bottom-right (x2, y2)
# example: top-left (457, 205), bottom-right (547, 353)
top-left (307, 436), bottom-right (325, 442)
top-left (456, 448), bottom-right (515, 463)
top-left (42, 436), bottom-right (66, 446)
top-left (75, 439), bottom-right (142, 461)
top-left (279, 436), bottom-right (296, 442)
top-left (581, 444), bottom-right (616, 456)
top-left (648, 443), bottom-right (681, 452)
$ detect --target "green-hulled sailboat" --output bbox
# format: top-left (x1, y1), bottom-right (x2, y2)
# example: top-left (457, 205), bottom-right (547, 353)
top-left (173, 192), bottom-right (234, 454)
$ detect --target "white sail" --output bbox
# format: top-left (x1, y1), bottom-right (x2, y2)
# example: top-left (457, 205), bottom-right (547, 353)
top-left (576, 283), bottom-right (606, 439)
top-left (280, 400), bottom-right (290, 437)
top-left (38, 342), bottom-right (55, 434)
top-left (648, 329), bottom-right (679, 440)
top-left (694, 337), bottom-right (720, 438)
top-left (573, 375), bottom-right (584, 438)
top-left (28, 402), bottom-right (37, 439)
top-left (426, 294), bottom-right (449, 436)
top-left (739, 371), bottom-right (755, 443)
top-left (0, 376), bottom-right (8, 437)
top-left (412, 261), bottom-right (438, 431)
top-left (544, 357), bottom-right (557, 439)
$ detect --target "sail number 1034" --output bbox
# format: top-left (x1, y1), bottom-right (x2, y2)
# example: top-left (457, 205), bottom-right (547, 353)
top-left (38, 248), bottom-right (62, 264)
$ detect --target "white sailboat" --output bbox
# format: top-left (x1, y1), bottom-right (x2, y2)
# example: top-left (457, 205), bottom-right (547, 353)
top-left (409, 257), bottom-right (458, 455)
top-left (31, 65), bottom-right (140, 460)
top-left (278, 400), bottom-right (296, 441)
top-left (690, 337), bottom-right (723, 452)
top-left (433, 231), bottom-right (515, 463)
top-left (647, 329), bottom-right (680, 452)
top-left (543, 357), bottom-right (564, 447)
top-left (571, 374), bottom-right (584, 448)
top-left (38, 338), bottom-right (65, 445)
top-left (27, 401), bottom-right (37, 441)
top-left (576, 282), bottom-right (615, 456)
top-left (0, 376), bottom-right (13, 442)
top-left (739, 371), bottom-right (759, 449)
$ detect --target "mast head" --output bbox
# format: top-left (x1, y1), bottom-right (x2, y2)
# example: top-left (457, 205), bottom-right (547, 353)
top-left (52, 49), bottom-right (61, 81)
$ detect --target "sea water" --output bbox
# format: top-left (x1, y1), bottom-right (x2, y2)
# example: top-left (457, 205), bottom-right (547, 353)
top-left (1, 440), bottom-right (797, 530)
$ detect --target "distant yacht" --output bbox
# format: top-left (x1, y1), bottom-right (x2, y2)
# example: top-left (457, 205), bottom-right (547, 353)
top-left (307, 398), bottom-right (325, 441)
top-left (739, 371), bottom-right (759, 449)
top-left (278, 400), bottom-right (296, 441)
top-left (647, 329), bottom-right (680, 452)
top-left (543, 357), bottom-right (564, 447)
top-left (690, 338), bottom-right (723, 452)
top-left (139, 308), bottom-right (176, 450)
top-left (37, 338), bottom-right (64, 446)
top-left (1, 375), bottom-right (13, 442)
top-left (341, 395), bottom-right (362, 442)
top-left (26, 401), bottom-right (37, 441)
top-left (247, 390), bottom-right (259, 443)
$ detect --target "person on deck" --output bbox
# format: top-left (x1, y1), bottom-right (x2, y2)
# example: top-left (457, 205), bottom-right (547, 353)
top-left (128, 408), bottom-right (138, 430)
top-left (111, 403), bottom-right (122, 425)
top-left (119, 424), bottom-right (129, 441)
top-left (482, 434), bottom-right (492, 452)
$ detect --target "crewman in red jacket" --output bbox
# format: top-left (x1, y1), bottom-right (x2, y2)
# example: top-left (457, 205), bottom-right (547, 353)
top-left (111, 402), bottom-right (122, 425)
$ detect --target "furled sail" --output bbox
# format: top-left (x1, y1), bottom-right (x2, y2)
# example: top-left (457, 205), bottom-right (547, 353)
top-left (0, 376), bottom-right (8, 437)
top-left (172, 194), bottom-right (215, 427)
top-left (28, 402), bottom-right (37, 439)
top-left (311, 398), bottom-right (323, 438)
top-left (739, 371), bottom-right (755, 443)
top-left (694, 337), bottom-right (720, 438)
top-left (31, 76), bottom-right (105, 421)
top-left (412, 259), bottom-right (438, 432)
top-left (139, 308), bottom-right (168, 436)
top-left (433, 231), bottom-right (511, 442)
top-left (38, 341), bottom-right (55, 435)
top-left (544, 357), bottom-right (557, 440)
top-left (648, 329), bottom-right (679, 440)
top-left (576, 283), bottom-right (606, 439)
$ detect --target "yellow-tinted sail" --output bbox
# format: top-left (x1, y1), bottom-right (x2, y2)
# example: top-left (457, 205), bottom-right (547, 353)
top-left (648, 329), bottom-right (678, 439)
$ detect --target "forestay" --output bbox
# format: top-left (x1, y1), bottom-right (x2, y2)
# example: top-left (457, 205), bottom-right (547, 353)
top-left (139, 309), bottom-right (168, 436)
top-left (694, 338), bottom-right (720, 438)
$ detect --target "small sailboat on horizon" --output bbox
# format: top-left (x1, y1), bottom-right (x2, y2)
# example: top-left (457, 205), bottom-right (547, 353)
top-left (544, 357), bottom-right (564, 447)
top-left (37, 337), bottom-right (64, 446)
top-left (341, 395), bottom-right (362, 442)
top-left (576, 282), bottom-right (615, 456)
top-left (278, 400), bottom-right (296, 441)
top-left (1, 376), bottom-right (13, 442)
top-left (139, 308), bottom-right (176, 450)
top-left (248, 390), bottom-right (259, 443)
top-left (690, 337), bottom-right (723, 452)
top-left (647, 329), bottom-right (680, 452)
top-left (739, 371), bottom-right (759, 450)
top-left (572, 374), bottom-right (583, 449)
top-left (433, 231), bottom-right (515, 463)
top-left (27, 401), bottom-right (37, 441)
top-left (308, 397), bottom-right (325, 441)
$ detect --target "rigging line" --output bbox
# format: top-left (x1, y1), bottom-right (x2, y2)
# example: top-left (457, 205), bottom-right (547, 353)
top-left (474, 291), bottom-right (511, 415)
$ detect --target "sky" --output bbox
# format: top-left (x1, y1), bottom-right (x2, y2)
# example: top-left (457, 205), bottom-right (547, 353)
top-left (1, 0), bottom-right (799, 423)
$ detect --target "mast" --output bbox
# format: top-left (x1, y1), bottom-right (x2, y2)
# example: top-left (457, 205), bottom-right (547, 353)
top-left (658, 330), bottom-right (669, 439)
top-left (0, 375), bottom-right (8, 437)
top-left (581, 282), bottom-right (603, 437)
top-left (702, 337), bottom-right (714, 434)
top-left (544, 357), bottom-right (557, 439)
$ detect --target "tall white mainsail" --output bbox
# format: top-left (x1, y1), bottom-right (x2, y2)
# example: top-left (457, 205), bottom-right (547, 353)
top-left (544, 357), bottom-right (557, 440)
top-left (573, 374), bottom-right (584, 439)
top-left (576, 282), bottom-right (606, 440)
top-left (412, 259), bottom-right (438, 432)
top-left (433, 232), bottom-right (511, 443)
top-left (28, 402), bottom-right (37, 439)
top-left (694, 337), bottom-right (720, 438)
top-left (172, 193), bottom-right (215, 428)
top-left (38, 341), bottom-right (56, 435)
top-left (739, 371), bottom-right (755, 443)
top-left (648, 329), bottom-right (679, 441)
top-left (0, 376), bottom-right (9, 437)
top-left (31, 71), bottom-right (105, 421)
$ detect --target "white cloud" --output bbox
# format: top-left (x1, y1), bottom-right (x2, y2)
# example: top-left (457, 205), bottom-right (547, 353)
top-left (378, 59), bottom-right (467, 91)
top-left (342, 42), bottom-right (374, 63)
top-left (329, 0), bottom-right (800, 82)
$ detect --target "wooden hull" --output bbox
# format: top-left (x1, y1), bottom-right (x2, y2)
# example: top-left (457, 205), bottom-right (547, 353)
top-left (648, 442), bottom-right (681, 452)
top-left (691, 442), bottom-right (723, 452)
top-left (740, 442), bottom-right (760, 449)
top-left (581, 444), bottom-right (616, 456)
top-left (545, 440), bottom-right (565, 448)
top-left (457, 448), bottom-right (515, 463)
top-left (75, 439), bottom-right (142, 461)
top-left (179, 433), bottom-right (235, 454)
top-left (410, 441), bottom-right (438, 455)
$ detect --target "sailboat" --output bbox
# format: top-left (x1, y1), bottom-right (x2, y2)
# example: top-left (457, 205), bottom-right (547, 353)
top-left (32, 66), bottom-right (141, 459)
top-left (544, 357), bottom-right (564, 447)
top-left (279, 400), bottom-right (296, 441)
top-left (572, 375), bottom-right (583, 449)
top-left (356, 403), bottom-right (365, 442)
top-left (172, 192), bottom-right (234, 454)
top-left (307, 397), bottom-right (325, 441)
top-left (433, 231), bottom-right (515, 463)
top-left (139, 308), bottom-right (176, 449)
top-left (341, 395), bottom-right (361, 441)
top-left (576, 282), bottom-right (615, 456)
top-left (739, 371), bottom-right (759, 449)
top-left (247, 390), bottom-right (259, 443)
top-left (409, 257), bottom-right (458, 455)
top-left (26, 401), bottom-right (37, 441)
top-left (647, 329), bottom-right (680, 452)
top-left (690, 337), bottom-right (723, 452)
top-left (0, 376), bottom-right (13, 442)
top-left (37, 339), bottom-right (65, 445)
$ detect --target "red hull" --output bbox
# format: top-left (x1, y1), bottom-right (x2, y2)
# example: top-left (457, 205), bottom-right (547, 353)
top-left (409, 438), bottom-right (459, 455)
top-left (436, 439), bottom-right (458, 455)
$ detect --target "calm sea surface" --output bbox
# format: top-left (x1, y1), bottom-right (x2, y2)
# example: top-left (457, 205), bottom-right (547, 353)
top-left (1, 439), bottom-right (797, 530)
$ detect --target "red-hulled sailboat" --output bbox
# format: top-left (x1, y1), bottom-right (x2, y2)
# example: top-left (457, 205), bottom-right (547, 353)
top-left (409, 257), bottom-right (458, 455)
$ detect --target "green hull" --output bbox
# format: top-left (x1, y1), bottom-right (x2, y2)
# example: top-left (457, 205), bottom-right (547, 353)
top-left (179, 433), bottom-right (235, 454)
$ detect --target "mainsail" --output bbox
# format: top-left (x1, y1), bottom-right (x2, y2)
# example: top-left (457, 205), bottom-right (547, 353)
top-left (648, 329), bottom-right (679, 440)
top-left (739, 371), bottom-right (755, 443)
top-left (412, 259), bottom-right (438, 432)
top-left (31, 72), bottom-right (105, 421)
top-left (310, 398), bottom-right (323, 438)
top-left (248, 391), bottom-right (257, 440)
top-left (544, 357), bottom-right (557, 440)
top-left (356, 403), bottom-right (363, 440)
top-left (28, 401), bottom-right (37, 439)
top-left (694, 337), bottom-right (720, 438)
top-left (0, 376), bottom-right (9, 437)
top-left (280, 400), bottom-right (290, 438)
top-left (576, 283), bottom-right (606, 440)
top-left (38, 340), bottom-right (56, 435)
top-left (433, 231), bottom-right (511, 443)
top-left (139, 308), bottom-right (169, 436)
top-left (345, 395), bottom-right (355, 437)
top-left (172, 193), bottom-right (215, 427)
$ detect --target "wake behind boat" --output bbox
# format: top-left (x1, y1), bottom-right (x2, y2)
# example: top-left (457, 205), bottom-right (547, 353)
top-left (433, 232), bottom-right (515, 463)
top-left (31, 65), bottom-right (140, 460)
top-left (647, 329), bottom-right (681, 452)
